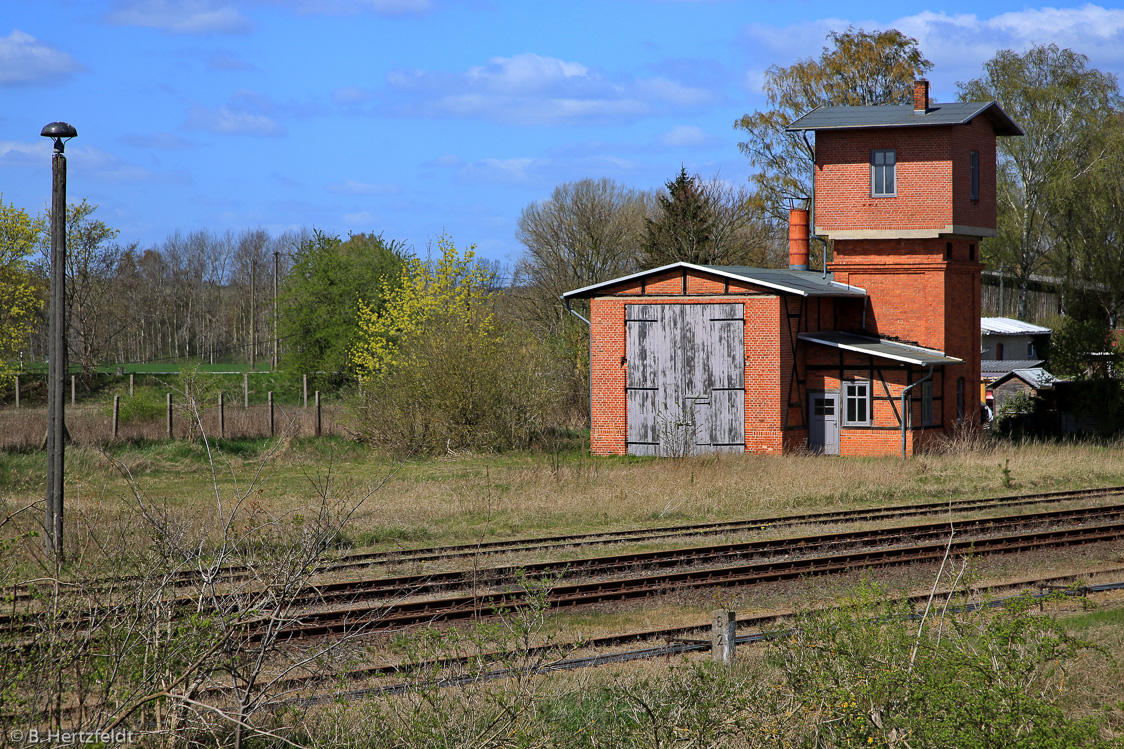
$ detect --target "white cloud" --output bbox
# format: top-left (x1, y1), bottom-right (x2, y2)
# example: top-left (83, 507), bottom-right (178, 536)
top-left (342, 210), bottom-right (376, 225)
top-left (894, 5), bottom-right (1124, 78)
top-left (658, 125), bottom-right (712, 148)
top-left (0, 30), bottom-right (85, 87)
top-left (183, 104), bottom-right (286, 136)
top-left (738, 6), bottom-right (1124, 98)
top-left (258, 0), bottom-right (434, 17)
top-left (120, 132), bottom-right (200, 150)
top-left (326, 179), bottom-right (400, 195)
top-left (387, 52), bottom-right (717, 126)
top-left (425, 154), bottom-right (464, 168)
top-left (0, 139), bottom-right (49, 167)
top-left (207, 51), bottom-right (257, 71)
top-left (105, 0), bottom-right (252, 35)
top-left (332, 86), bottom-right (374, 105)
top-left (458, 157), bottom-right (545, 185)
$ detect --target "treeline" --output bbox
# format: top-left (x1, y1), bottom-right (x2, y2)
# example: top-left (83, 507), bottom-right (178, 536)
top-left (15, 199), bottom-right (306, 373)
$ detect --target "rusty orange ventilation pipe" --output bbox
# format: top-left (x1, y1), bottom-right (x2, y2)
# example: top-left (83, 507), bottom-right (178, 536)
top-left (788, 208), bottom-right (809, 271)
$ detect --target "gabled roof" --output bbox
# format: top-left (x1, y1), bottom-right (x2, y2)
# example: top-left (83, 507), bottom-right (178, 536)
top-left (786, 101), bottom-right (1023, 137)
top-left (798, 331), bottom-right (962, 367)
top-left (982, 359), bottom-right (1045, 377)
top-left (560, 262), bottom-right (867, 300)
top-left (991, 368), bottom-right (1059, 391)
top-left (981, 317), bottom-right (1052, 335)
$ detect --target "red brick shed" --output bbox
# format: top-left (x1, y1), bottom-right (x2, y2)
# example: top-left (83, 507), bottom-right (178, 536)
top-left (565, 81), bottom-right (1021, 457)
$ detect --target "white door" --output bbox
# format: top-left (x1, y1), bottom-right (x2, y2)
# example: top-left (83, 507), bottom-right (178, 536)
top-left (809, 391), bottom-right (840, 456)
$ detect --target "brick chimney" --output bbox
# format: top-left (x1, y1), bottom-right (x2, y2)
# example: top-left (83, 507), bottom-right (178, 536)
top-left (788, 208), bottom-right (809, 270)
top-left (913, 79), bottom-right (929, 115)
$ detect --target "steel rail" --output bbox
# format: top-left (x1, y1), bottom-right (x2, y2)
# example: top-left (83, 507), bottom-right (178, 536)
top-left (257, 518), bottom-right (1124, 640)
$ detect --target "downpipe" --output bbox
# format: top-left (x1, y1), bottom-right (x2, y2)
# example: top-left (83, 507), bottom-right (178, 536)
top-left (900, 365), bottom-right (934, 459)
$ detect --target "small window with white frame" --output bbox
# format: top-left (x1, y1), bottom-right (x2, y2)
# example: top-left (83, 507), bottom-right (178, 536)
top-left (871, 149), bottom-right (896, 197)
top-left (969, 151), bottom-right (980, 201)
top-left (920, 381), bottom-right (934, 427)
top-left (843, 380), bottom-right (871, 426)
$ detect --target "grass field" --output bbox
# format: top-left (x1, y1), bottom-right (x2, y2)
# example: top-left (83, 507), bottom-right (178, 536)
top-left (4, 434), bottom-right (1124, 746)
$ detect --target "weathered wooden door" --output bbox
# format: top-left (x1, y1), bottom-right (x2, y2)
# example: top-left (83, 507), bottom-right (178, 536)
top-left (626, 304), bottom-right (745, 456)
top-left (808, 391), bottom-right (840, 455)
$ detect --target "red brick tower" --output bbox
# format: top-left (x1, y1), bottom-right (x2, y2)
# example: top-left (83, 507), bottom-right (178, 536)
top-left (788, 81), bottom-right (1022, 434)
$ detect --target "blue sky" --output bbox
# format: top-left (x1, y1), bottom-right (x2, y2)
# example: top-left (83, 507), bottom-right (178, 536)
top-left (4, 0), bottom-right (1124, 267)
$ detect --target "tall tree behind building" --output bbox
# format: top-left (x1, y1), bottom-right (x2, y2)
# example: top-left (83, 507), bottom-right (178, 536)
top-left (959, 44), bottom-right (1123, 321)
top-left (734, 27), bottom-right (933, 221)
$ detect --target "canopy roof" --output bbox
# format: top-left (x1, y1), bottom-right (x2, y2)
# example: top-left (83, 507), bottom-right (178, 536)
top-left (798, 331), bottom-right (962, 367)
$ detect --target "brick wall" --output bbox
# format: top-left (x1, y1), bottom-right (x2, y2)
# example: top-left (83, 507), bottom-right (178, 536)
top-left (589, 288), bottom-right (791, 456)
top-left (815, 119), bottom-right (997, 234)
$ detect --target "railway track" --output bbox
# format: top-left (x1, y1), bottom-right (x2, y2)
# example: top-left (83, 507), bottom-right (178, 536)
top-left (283, 501), bottom-right (1124, 605)
top-left (314, 484), bottom-right (1124, 571)
top-left (262, 571), bottom-right (1124, 703)
top-left (12, 485), bottom-right (1123, 607)
top-left (9, 501), bottom-right (1124, 637)
top-left (260, 516), bottom-right (1124, 640)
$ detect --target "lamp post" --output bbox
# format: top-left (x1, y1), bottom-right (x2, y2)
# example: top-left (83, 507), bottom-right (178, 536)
top-left (42, 121), bottom-right (76, 562)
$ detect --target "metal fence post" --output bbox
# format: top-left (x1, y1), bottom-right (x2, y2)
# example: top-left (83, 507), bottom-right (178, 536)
top-left (166, 393), bottom-right (173, 439)
top-left (268, 391), bottom-right (274, 438)
top-left (112, 395), bottom-right (119, 440)
top-left (219, 392), bottom-right (225, 439)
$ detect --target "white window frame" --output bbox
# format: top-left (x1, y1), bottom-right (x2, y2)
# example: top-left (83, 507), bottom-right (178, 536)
top-left (871, 149), bottom-right (896, 197)
top-left (842, 380), bottom-right (871, 426)
top-left (969, 150), bottom-right (980, 201)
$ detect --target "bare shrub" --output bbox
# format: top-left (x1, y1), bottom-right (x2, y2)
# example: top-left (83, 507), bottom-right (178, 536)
top-left (0, 389), bottom-right (389, 747)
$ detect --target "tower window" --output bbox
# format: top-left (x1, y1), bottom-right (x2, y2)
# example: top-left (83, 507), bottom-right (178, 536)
top-left (969, 151), bottom-right (980, 201)
top-left (871, 150), bottom-right (896, 197)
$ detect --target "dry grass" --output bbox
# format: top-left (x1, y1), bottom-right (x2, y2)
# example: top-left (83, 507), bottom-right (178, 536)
top-left (4, 432), bottom-right (1124, 556)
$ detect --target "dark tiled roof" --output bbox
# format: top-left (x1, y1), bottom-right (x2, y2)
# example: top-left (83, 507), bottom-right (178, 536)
top-left (798, 331), bottom-right (961, 367)
top-left (786, 102), bottom-right (1022, 137)
top-left (561, 262), bottom-right (866, 300)
top-left (982, 359), bottom-right (1044, 375)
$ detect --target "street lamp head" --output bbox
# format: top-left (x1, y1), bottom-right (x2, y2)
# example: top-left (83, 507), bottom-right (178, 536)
top-left (41, 122), bottom-right (78, 153)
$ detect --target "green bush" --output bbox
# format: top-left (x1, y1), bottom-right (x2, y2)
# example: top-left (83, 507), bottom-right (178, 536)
top-left (350, 313), bottom-right (563, 455)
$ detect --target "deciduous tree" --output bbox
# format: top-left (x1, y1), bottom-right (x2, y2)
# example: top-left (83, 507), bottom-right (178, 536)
top-left (734, 27), bottom-right (932, 220)
top-left (277, 230), bottom-right (407, 385)
top-left (958, 44), bottom-right (1123, 320)
top-left (0, 197), bottom-right (44, 392)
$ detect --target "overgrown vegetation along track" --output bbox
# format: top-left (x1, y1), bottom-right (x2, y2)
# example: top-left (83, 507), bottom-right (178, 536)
top-left (13, 485), bottom-right (1120, 607)
top-left (285, 501), bottom-right (1124, 606)
top-left (7, 497), bottom-right (1124, 636)
top-left (261, 516), bottom-right (1124, 640)
top-left (273, 573), bottom-right (1124, 704)
top-left (320, 485), bottom-right (1124, 571)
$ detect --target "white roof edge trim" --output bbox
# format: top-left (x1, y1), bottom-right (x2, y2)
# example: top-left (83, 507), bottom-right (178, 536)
top-left (561, 262), bottom-right (867, 299)
top-left (798, 333), bottom-right (963, 366)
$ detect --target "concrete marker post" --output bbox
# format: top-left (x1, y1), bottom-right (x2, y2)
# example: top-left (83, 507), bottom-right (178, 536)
top-left (711, 610), bottom-right (736, 665)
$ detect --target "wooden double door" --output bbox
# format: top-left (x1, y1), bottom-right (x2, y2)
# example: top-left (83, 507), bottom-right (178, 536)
top-left (625, 304), bottom-right (745, 456)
